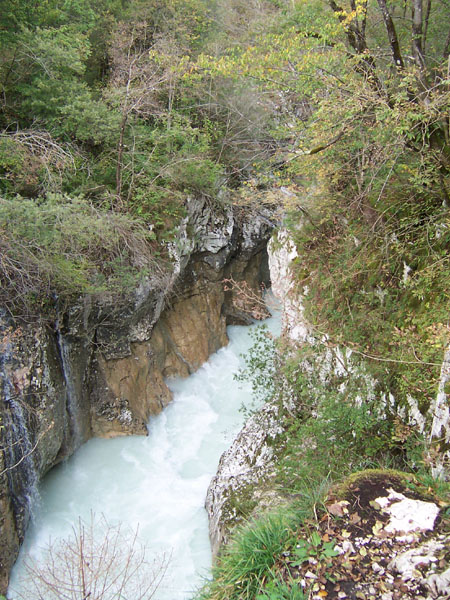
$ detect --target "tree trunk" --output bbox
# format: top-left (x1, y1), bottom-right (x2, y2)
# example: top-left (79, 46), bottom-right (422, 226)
top-left (443, 28), bottom-right (450, 60)
top-left (422, 0), bottom-right (432, 53)
top-left (328, 0), bottom-right (385, 94)
top-left (377, 0), bottom-right (405, 69)
top-left (116, 112), bottom-right (128, 208)
top-left (412, 0), bottom-right (426, 69)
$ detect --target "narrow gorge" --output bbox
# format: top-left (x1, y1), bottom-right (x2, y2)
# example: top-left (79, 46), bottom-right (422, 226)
top-left (2, 212), bottom-right (450, 599)
top-left (0, 197), bottom-right (274, 595)
top-left (1, 1), bottom-right (450, 598)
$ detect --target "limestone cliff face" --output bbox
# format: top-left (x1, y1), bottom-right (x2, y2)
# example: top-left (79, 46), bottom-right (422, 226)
top-left (206, 400), bottom-right (286, 558)
top-left (430, 347), bottom-right (450, 478)
top-left (204, 229), bottom-right (315, 558)
top-left (0, 318), bottom-right (67, 593)
top-left (0, 197), bottom-right (274, 594)
top-left (205, 227), bottom-right (450, 561)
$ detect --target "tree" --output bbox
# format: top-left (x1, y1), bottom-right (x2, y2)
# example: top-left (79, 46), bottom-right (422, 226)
top-left (106, 21), bottom-right (170, 205)
top-left (12, 515), bottom-right (170, 600)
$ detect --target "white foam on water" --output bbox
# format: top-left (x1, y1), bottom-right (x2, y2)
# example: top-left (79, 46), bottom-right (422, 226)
top-left (8, 305), bottom-right (281, 600)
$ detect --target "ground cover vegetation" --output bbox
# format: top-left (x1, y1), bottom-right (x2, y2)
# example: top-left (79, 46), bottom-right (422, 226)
top-left (2, 0), bottom-right (450, 597)
top-left (193, 0), bottom-right (450, 597)
top-left (200, 321), bottom-right (450, 599)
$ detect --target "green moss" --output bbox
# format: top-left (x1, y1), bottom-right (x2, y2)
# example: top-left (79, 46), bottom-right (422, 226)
top-left (331, 468), bottom-right (415, 498)
top-left (222, 484), bottom-right (258, 526)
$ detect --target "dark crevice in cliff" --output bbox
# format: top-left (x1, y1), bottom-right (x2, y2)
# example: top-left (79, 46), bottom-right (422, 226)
top-left (0, 356), bottom-right (38, 545)
top-left (54, 327), bottom-right (82, 452)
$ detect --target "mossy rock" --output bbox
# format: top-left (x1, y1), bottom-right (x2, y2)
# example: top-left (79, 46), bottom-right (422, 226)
top-left (330, 468), bottom-right (435, 504)
top-left (286, 469), bottom-right (449, 599)
top-left (325, 469), bottom-right (442, 537)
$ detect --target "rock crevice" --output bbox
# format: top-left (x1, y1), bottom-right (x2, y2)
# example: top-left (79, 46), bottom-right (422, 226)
top-left (0, 197), bottom-right (274, 593)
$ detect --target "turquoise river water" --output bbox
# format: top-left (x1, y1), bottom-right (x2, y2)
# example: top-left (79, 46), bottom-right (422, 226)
top-left (8, 306), bottom-right (281, 600)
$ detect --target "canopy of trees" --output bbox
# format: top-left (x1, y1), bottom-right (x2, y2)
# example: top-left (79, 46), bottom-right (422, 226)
top-left (200, 0), bottom-right (450, 419)
top-left (1, 0), bottom-right (449, 407)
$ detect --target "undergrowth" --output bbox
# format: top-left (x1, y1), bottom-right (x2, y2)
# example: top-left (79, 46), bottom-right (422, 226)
top-left (287, 179), bottom-right (450, 413)
top-left (198, 321), bottom-right (450, 600)
top-left (198, 512), bottom-right (296, 600)
top-left (0, 194), bottom-right (168, 318)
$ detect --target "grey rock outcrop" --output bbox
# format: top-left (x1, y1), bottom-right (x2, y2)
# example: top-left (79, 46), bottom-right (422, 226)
top-left (0, 196), bottom-right (275, 594)
top-left (205, 400), bottom-right (286, 558)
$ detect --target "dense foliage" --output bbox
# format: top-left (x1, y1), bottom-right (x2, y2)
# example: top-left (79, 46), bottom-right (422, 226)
top-left (0, 0), bottom-right (280, 314)
top-left (1, 0), bottom-right (449, 596)
top-left (199, 0), bottom-right (450, 409)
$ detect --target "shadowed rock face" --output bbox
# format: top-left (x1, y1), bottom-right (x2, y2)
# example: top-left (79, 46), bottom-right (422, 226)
top-left (0, 197), bottom-right (275, 594)
top-left (0, 444), bottom-right (20, 595)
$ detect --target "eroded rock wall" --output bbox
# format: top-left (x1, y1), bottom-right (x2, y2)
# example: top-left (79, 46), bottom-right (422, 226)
top-left (206, 401), bottom-right (286, 558)
top-left (205, 227), bottom-right (450, 561)
top-left (0, 197), bottom-right (274, 593)
top-left (0, 318), bottom-right (68, 591)
top-left (269, 228), bottom-right (450, 479)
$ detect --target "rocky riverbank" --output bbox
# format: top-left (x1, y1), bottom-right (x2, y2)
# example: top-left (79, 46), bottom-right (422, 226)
top-left (0, 196), bottom-right (275, 594)
top-left (203, 228), bottom-right (450, 600)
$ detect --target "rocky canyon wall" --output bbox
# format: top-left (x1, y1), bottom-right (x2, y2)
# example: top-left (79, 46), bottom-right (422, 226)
top-left (206, 227), bottom-right (450, 560)
top-left (0, 197), bottom-right (274, 593)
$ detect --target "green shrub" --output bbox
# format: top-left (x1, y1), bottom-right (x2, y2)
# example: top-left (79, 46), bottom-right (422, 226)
top-left (200, 512), bottom-right (294, 600)
top-left (234, 324), bottom-right (278, 412)
top-left (0, 194), bottom-right (166, 316)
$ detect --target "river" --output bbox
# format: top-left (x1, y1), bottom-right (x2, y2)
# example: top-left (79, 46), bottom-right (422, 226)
top-left (8, 304), bottom-right (281, 600)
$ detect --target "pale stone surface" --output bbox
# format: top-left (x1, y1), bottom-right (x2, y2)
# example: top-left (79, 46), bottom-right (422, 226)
top-left (375, 489), bottom-right (440, 534)
top-left (325, 474), bottom-right (448, 600)
top-left (429, 345), bottom-right (450, 478)
top-left (389, 536), bottom-right (450, 598)
top-left (268, 229), bottom-right (312, 342)
top-left (389, 540), bottom-right (446, 581)
top-left (427, 566), bottom-right (450, 598)
top-left (206, 401), bottom-right (284, 557)
top-left (270, 227), bottom-right (450, 480)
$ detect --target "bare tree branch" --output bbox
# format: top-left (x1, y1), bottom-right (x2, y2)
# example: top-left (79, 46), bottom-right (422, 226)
top-left (15, 515), bottom-right (170, 600)
top-left (0, 422), bottom-right (54, 476)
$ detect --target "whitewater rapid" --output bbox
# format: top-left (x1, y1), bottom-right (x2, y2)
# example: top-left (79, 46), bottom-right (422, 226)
top-left (8, 307), bottom-right (281, 600)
